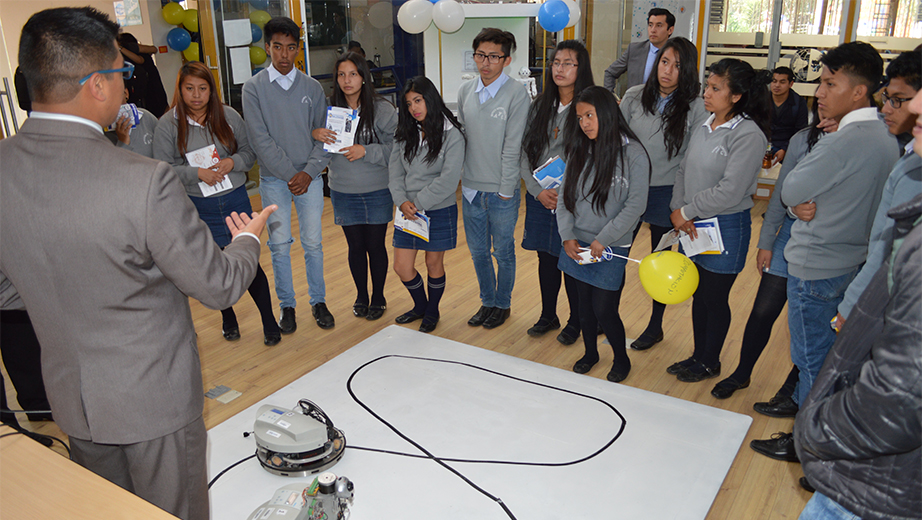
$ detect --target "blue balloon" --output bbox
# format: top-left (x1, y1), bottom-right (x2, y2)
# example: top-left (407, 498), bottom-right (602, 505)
top-left (249, 0), bottom-right (270, 9)
top-left (251, 23), bottom-right (263, 42)
top-left (252, 67), bottom-right (265, 76)
top-left (167, 27), bottom-right (192, 52)
top-left (429, 0), bottom-right (440, 3)
top-left (538, 0), bottom-right (569, 33)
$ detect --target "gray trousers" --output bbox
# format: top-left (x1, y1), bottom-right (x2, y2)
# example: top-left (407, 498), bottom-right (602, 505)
top-left (69, 416), bottom-right (209, 520)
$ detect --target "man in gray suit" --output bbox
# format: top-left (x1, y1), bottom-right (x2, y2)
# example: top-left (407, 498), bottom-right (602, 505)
top-left (603, 7), bottom-right (675, 93)
top-left (0, 8), bottom-right (276, 520)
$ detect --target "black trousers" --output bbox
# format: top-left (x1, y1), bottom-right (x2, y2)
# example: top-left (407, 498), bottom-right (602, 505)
top-left (0, 309), bottom-right (51, 425)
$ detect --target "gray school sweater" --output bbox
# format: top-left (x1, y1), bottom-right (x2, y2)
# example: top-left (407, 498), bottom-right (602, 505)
top-left (556, 140), bottom-right (650, 247)
top-left (781, 113), bottom-right (899, 280)
top-left (111, 107), bottom-right (157, 158)
top-left (519, 104), bottom-right (569, 197)
top-left (671, 116), bottom-right (767, 219)
top-left (153, 106), bottom-right (255, 198)
top-left (757, 126), bottom-right (813, 251)
top-left (327, 98), bottom-right (398, 194)
top-left (457, 76), bottom-right (530, 195)
top-left (389, 123), bottom-right (465, 212)
top-left (241, 69), bottom-right (330, 181)
top-left (619, 85), bottom-right (709, 187)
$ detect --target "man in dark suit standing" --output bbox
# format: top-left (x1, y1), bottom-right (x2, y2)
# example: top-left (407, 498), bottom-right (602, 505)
top-left (0, 7), bottom-right (276, 520)
top-left (603, 8), bottom-right (675, 93)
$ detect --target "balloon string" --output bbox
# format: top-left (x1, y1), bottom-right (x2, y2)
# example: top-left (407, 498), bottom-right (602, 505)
top-left (601, 251), bottom-right (641, 263)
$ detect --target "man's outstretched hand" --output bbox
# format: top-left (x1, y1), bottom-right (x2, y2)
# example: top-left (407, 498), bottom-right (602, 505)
top-left (226, 205), bottom-right (278, 240)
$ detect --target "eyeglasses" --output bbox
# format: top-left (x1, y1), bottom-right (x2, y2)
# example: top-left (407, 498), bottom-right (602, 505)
top-left (881, 91), bottom-right (911, 109)
top-left (472, 53), bottom-right (507, 64)
top-left (78, 61), bottom-right (135, 85)
top-left (551, 61), bottom-right (578, 70)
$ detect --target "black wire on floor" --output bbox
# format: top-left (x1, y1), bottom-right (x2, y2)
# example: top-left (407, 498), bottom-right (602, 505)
top-left (208, 453), bottom-right (257, 489)
top-left (0, 428), bottom-right (71, 456)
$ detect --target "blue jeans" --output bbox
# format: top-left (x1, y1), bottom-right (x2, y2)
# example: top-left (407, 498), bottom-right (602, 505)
top-left (799, 493), bottom-right (861, 520)
top-left (259, 175), bottom-right (326, 309)
top-left (787, 269), bottom-right (857, 405)
top-left (462, 190), bottom-right (520, 309)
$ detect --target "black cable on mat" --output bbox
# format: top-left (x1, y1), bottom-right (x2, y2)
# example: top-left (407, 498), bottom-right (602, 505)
top-left (208, 453), bottom-right (256, 489)
top-left (345, 354), bottom-right (628, 520)
top-left (0, 428), bottom-right (71, 456)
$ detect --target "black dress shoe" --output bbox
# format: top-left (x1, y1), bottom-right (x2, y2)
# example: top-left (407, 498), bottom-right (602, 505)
top-left (395, 310), bottom-right (424, 324)
top-left (419, 316), bottom-right (439, 333)
top-left (573, 355), bottom-right (599, 374)
top-left (606, 362), bottom-right (631, 383)
top-left (279, 307), bottom-right (297, 334)
top-left (557, 324), bottom-right (579, 345)
top-left (468, 306), bottom-right (495, 326)
top-left (527, 317), bottom-right (560, 336)
top-left (26, 412), bottom-right (54, 422)
top-left (366, 305), bottom-right (386, 321)
top-left (630, 330), bottom-right (664, 351)
top-left (711, 377), bottom-right (751, 399)
top-left (753, 395), bottom-right (799, 418)
top-left (222, 326), bottom-right (240, 341)
top-left (666, 357), bottom-right (696, 375)
top-left (676, 362), bottom-right (721, 382)
top-left (799, 477), bottom-right (815, 493)
top-left (750, 432), bottom-right (799, 462)
top-left (312, 303), bottom-right (335, 329)
top-left (482, 307), bottom-right (510, 329)
top-left (264, 332), bottom-right (282, 346)
top-left (352, 302), bottom-right (368, 318)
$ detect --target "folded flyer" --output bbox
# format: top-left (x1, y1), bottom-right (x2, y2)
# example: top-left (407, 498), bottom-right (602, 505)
top-left (678, 218), bottom-right (725, 257)
top-left (533, 155), bottom-right (565, 190)
top-left (394, 207), bottom-right (430, 242)
top-left (323, 106), bottom-right (360, 153)
top-left (186, 144), bottom-right (233, 197)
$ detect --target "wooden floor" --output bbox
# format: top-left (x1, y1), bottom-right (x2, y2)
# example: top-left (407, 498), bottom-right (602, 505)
top-left (7, 191), bottom-right (811, 519)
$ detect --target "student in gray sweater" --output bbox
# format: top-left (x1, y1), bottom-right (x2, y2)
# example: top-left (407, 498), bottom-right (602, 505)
top-left (311, 52), bottom-right (397, 322)
top-left (109, 88), bottom-right (157, 158)
top-left (751, 42), bottom-right (900, 464)
top-left (242, 17), bottom-right (334, 333)
top-left (389, 77), bottom-right (465, 334)
top-left (557, 86), bottom-right (650, 383)
top-left (519, 40), bottom-right (593, 344)
top-left (668, 59), bottom-right (772, 384)
top-left (619, 37), bottom-right (708, 352)
top-left (153, 61), bottom-right (281, 346)
top-left (457, 28), bottom-right (531, 330)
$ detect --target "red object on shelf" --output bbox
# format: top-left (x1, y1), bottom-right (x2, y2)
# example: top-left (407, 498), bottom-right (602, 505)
top-left (159, 46), bottom-right (169, 54)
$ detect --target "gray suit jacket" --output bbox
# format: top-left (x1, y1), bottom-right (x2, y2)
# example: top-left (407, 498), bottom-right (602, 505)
top-left (604, 40), bottom-right (651, 92)
top-left (0, 117), bottom-right (260, 444)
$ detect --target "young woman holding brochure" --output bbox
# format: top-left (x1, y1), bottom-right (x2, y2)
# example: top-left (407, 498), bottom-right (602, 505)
top-left (153, 61), bottom-right (280, 346)
top-left (666, 59), bottom-right (772, 382)
top-left (557, 86), bottom-right (650, 383)
top-left (313, 52), bottom-right (398, 321)
top-left (519, 40), bottom-right (594, 344)
top-left (388, 77), bottom-right (465, 333)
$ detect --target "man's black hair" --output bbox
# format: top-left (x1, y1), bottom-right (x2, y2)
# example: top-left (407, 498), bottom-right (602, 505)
top-left (885, 50), bottom-right (921, 92)
top-left (820, 41), bottom-right (883, 101)
top-left (263, 17), bottom-right (301, 44)
top-left (472, 28), bottom-right (516, 58)
top-left (19, 7), bottom-right (119, 104)
top-left (773, 66), bottom-right (795, 83)
top-left (648, 8), bottom-right (676, 29)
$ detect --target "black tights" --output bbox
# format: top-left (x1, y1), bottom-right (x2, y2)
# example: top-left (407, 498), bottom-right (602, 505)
top-left (537, 251), bottom-right (579, 328)
top-left (221, 264), bottom-right (279, 334)
top-left (690, 268), bottom-right (738, 368)
top-left (628, 222), bottom-right (673, 334)
top-left (575, 279), bottom-right (629, 370)
top-left (726, 273), bottom-right (788, 382)
top-left (342, 223), bottom-right (389, 306)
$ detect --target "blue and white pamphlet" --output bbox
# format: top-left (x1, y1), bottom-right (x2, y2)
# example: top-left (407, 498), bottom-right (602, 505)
top-left (395, 208), bottom-right (430, 242)
top-left (533, 155), bottom-right (565, 190)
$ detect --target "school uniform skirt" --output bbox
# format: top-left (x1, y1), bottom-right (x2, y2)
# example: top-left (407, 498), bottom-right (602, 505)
top-left (685, 210), bottom-right (751, 275)
top-left (764, 216), bottom-right (794, 278)
top-left (521, 192), bottom-right (562, 255)
top-left (330, 188), bottom-right (394, 226)
top-left (190, 184), bottom-right (251, 248)
top-left (557, 242), bottom-right (630, 291)
top-left (392, 204), bottom-right (458, 252)
top-left (641, 185), bottom-right (674, 229)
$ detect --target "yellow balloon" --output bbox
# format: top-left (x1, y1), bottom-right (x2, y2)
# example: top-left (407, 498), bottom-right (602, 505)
top-left (249, 10), bottom-right (272, 29)
top-left (183, 42), bottom-right (200, 62)
top-left (182, 9), bottom-right (199, 33)
top-left (249, 46), bottom-right (267, 65)
top-left (638, 251), bottom-right (699, 305)
top-left (162, 2), bottom-right (185, 25)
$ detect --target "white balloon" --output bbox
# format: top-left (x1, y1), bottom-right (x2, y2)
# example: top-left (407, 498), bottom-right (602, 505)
top-left (397, 0), bottom-right (433, 34)
top-left (432, 0), bottom-right (465, 33)
top-left (566, 0), bottom-right (581, 28)
top-left (368, 2), bottom-right (393, 30)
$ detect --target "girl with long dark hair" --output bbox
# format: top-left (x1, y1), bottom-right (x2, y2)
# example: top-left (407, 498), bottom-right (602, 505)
top-left (153, 61), bottom-right (281, 345)
top-left (666, 58), bottom-right (772, 382)
top-left (519, 40), bottom-right (594, 344)
top-left (618, 37), bottom-right (709, 351)
top-left (388, 76), bottom-right (465, 333)
top-left (313, 52), bottom-right (398, 320)
top-left (557, 86), bottom-right (650, 383)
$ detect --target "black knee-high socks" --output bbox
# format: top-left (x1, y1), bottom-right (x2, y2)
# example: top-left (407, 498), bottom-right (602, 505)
top-left (342, 224), bottom-right (389, 307)
top-left (403, 272), bottom-right (427, 315)
top-left (426, 275), bottom-right (445, 318)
